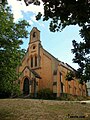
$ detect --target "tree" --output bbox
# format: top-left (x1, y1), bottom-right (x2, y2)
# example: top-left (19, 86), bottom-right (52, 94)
top-left (0, 4), bottom-right (30, 97)
top-left (23, 0), bottom-right (89, 30)
top-left (72, 25), bottom-right (90, 83)
top-left (23, 0), bottom-right (90, 83)
top-left (24, 0), bottom-right (40, 6)
top-left (65, 71), bottom-right (75, 81)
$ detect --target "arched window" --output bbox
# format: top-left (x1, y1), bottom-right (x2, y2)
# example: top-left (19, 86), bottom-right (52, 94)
top-left (35, 56), bottom-right (37, 67)
top-left (33, 32), bottom-right (36, 37)
top-left (23, 78), bottom-right (29, 95)
top-left (60, 72), bottom-right (63, 93)
top-left (31, 56), bottom-right (33, 68)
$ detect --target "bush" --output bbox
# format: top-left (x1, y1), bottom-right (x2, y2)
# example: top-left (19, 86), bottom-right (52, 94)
top-left (37, 88), bottom-right (55, 100)
top-left (0, 91), bottom-right (11, 98)
top-left (10, 84), bottom-right (21, 98)
top-left (57, 93), bottom-right (89, 101)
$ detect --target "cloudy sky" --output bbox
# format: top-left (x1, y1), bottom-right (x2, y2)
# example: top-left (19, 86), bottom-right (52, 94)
top-left (7, 0), bottom-right (83, 69)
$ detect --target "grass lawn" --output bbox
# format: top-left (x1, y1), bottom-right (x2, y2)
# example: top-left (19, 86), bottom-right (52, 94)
top-left (0, 99), bottom-right (90, 120)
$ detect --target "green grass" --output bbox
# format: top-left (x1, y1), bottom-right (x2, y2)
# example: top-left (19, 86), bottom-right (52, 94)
top-left (0, 99), bottom-right (90, 120)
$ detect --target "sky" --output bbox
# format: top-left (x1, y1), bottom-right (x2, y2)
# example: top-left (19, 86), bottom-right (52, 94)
top-left (7, 0), bottom-right (83, 69)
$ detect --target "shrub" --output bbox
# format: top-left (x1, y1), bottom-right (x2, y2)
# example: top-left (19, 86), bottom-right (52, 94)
top-left (0, 91), bottom-right (11, 98)
top-left (37, 88), bottom-right (54, 100)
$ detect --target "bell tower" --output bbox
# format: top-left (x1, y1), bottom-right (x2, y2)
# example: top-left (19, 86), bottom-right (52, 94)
top-left (29, 27), bottom-right (41, 69)
top-left (29, 27), bottom-right (40, 44)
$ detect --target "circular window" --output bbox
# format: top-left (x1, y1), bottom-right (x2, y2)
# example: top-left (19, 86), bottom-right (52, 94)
top-left (33, 46), bottom-right (36, 49)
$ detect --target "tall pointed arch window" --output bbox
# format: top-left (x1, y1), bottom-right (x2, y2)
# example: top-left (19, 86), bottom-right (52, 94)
top-left (60, 72), bottom-right (63, 93)
top-left (31, 56), bottom-right (33, 68)
top-left (35, 56), bottom-right (37, 67)
top-left (33, 32), bottom-right (36, 37)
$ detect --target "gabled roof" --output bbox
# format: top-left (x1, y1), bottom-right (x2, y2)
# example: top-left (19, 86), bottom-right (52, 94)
top-left (42, 48), bottom-right (76, 72)
top-left (30, 27), bottom-right (40, 33)
top-left (21, 66), bottom-right (41, 79)
top-left (43, 48), bottom-right (61, 63)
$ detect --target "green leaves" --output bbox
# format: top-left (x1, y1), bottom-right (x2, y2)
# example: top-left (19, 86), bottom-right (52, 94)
top-left (36, 12), bottom-right (42, 20)
top-left (72, 25), bottom-right (90, 83)
top-left (0, 5), bottom-right (30, 96)
top-left (33, 0), bottom-right (89, 31)
top-left (66, 71), bottom-right (75, 81)
top-left (23, 0), bottom-right (90, 31)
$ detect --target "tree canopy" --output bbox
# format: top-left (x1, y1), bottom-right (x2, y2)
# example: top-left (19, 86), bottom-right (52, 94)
top-left (0, 3), bottom-right (30, 97)
top-left (23, 0), bottom-right (90, 30)
top-left (23, 0), bottom-right (90, 83)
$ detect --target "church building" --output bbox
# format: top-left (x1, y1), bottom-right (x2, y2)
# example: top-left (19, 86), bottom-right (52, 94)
top-left (18, 27), bottom-right (86, 97)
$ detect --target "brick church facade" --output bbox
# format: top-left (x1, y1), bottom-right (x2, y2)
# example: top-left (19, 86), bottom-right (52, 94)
top-left (18, 27), bottom-right (86, 97)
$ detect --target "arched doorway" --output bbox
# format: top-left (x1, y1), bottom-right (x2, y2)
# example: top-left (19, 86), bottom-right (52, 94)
top-left (23, 78), bottom-right (29, 95)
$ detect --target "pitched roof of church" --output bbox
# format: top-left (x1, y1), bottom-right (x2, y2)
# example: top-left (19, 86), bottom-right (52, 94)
top-left (30, 27), bottom-right (40, 33)
top-left (21, 66), bottom-right (41, 79)
top-left (43, 48), bottom-right (76, 72)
